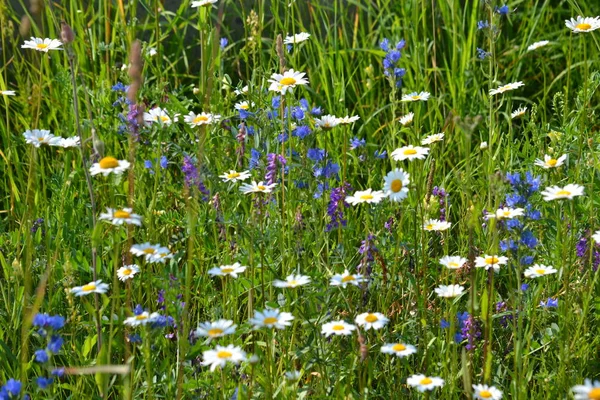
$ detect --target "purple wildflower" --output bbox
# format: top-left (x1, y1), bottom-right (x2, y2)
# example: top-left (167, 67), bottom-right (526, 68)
top-left (326, 183), bottom-right (351, 231)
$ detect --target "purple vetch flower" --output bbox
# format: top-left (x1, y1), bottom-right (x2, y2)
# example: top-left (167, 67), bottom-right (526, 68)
top-left (181, 156), bottom-right (210, 200)
top-left (326, 183), bottom-right (351, 232)
top-left (459, 313), bottom-right (481, 350)
top-left (358, 233), bottom-right (379, 277)
top-left (126, 104), bottom-right (143, 140)
top-left (31, 218), bottom-right (45, 236)
top-left (432, 186), bottom-right (449, 221)
top-left (265, 153), bottom-right (287, 185)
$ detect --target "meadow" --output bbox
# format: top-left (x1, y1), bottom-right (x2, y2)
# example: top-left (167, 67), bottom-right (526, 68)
top-left (1, 0), bottom-right (600, 398)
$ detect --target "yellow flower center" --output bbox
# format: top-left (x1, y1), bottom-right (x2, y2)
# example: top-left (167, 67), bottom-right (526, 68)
top-left (535, 269), bottom-right (546, 275)
top-left (217, 351), bottom-right (232, 359)
top-left (500, 84), bottom-right (510, 91)
top-left (556, 190), bottom-right (571, 196)
top-left (391, 179), bottom-right (403, 193)
top-left (332, 325), bottom-right (345, 331)
top-left (547, 159), bottom-right (558, 166)
top-left (257, 185), bottom-right (267, 191)
top-left (341, 275), bottom-right (355, 283)
top-left (99, 156), bottom-right (119, 169)
top-left (486, 256), bottom-right (499, 264)
top-left (576, 23), bottom-right (592, 31)
top-left (288, 280), bottom-right (298, 286)
top-left (280, 77), bottom-right (297, 86)
top-left (364, 314), bottom-right (378, 323)
top-left (38, 137), bottom-right (45, 142)
top-left (239, 104), bottom-right (249, 110)
top-left (114, 210), bottom-right (131, 219)
top-left (411, 95), bottom-right (420, 100)
top-left (359, 194), bottom-right (374, 201)
top-left (588, 388), bottom-right (600, 400)
top-left (193, 115), bottom-right (209, 124)
top-left (36, 43), bottom-right (49, 49)
top-left (160, 115), bottom-right (169, 122)
top-left (122, 269), bottom-right (132, 276)
top-left (392, 343), bottom-right (406, 352)
top-left (425, 224), bottom-right (434, 230)
top-left (263, 317), bottom-right (278, 324)
top-left (208, 328), bottom-right (224, 337)
top-left (449, 262), bottom-right (459, 268)
top-left (136, 314), bottom-right (148, 320)
top-left (221, 267), bottom-right (234, 273)
top-left (81, 284), bottom-right (96, 292)
top-left (227, 172), bottom-right (240, 179)
top-left (503, 211), bottom-right (511, 217)
top-left (419, 377), bottom-right (433, 385)
top-left (479, 390), bottom-right (493, 398)
top-left (404, 149), bottom-right (417, 155)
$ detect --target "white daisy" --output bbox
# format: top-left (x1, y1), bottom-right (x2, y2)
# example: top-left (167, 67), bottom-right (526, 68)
top-left (399, 112), bottom-right (414, 126)
top-left (474, 255), bottom-right (508, 272)
top-left (283, 32), bottom-right (311, 44)
top-left (21, 37), bottom-right (62, 52)
top-left (480, 141), bottom-right (488, 149)
top-left (239, 181), bottom-right (277, 194)
top-left (1, 90), bottom-right (15, 96)
top-left (383, 169), bottom-right (410, 202)
top-left (423, 219), bottom-right (451, 232)
top-left (70, 280), bottom-right (109, 296)
top-left (207, 263), bottom-right (247, 278)
top-left (511, 106), bottom-right (527, 119)
top-left (401, 91), bottom-right (431, 102)
top-left (406, 374), bottom-right (445, 392)
top-left (354, 312), bottom-right (389, 330)
top-left (390, 145), bottom-right (429, 161)
top-left (534, 154), bottom-right (567, 169)
top-left (345, 189), bottom-right (386, 206)
top-left (99, 208), bottom-right (142, 226)
top-left (488, 207), bottom-right (525, 220)
top-left (201, 345), bottom-right (246, 372)
top-left (249, 309), bottom-right (294, 330)
top-left (147, 47), bottom-right (157, 56)
top-left (220, 170), bottom-right (251, 183)
top-left (124, 311), bottom-right (161, 327)
top-left (541, 184), bottom-right (584, 201)
top-left (421, 133), bottom-right (444, 145)
top-left (284, 370), bottom-right (301, 382)
top-left (234, 85), bottom-right (249, 96)
top-left (56, 136), bottom-right (81, 148)
top-left (330, 270), bottom-right (366, 288)
top-left (147, 248), bottom-right (174, 264)
top-left (194, 320), bottom-right (237, 339)
top-left (523, 264), bottom-right (558, 278)
top-left (434, 284), bottom-right (465, 298)
top-left (234, 101), bottom-right (253, 111)
top-left (273, 274), bottom-right (311, 288)
top-left (489, 81), bottom-right (524, 96)
top-left (380, 343), bottom-right (417, 358)
top-left (572, 379), bottom-right (600, 400)
top-left (473, 384), bottom-right (503, 400)
top-left (184, 111), bottom-right (221, 127)
top-left (439, 255), bottom-right (467, 270)
top-left (117, 264), bottom-right (140, 281)
top-left (23, 129), bottom-right (61, 147)
top-left (321, 320), bottom-right (356, 337)
top-left (565, 16), bottom-right (600, 33)
top-left (314, 115), bottom-right (339, 130)
top-left (527, 40), bottom-right (550, 51)
top-left (89, 157), bottom-right (130, 176)
top-left (191, 0), bottom-right (218, 7)
top-left (592, 231), bottom-right (600, 244)
top-left (143, 107), bottom-right (178, 126)
top-left (337, 115), bottom-right (360, 125)
top-left (268, 69), bottom-right (309, 94)
top-left (130, 243), bottom-right (162, 260)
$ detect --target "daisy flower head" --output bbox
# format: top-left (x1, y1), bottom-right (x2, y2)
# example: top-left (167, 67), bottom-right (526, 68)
top-left (593, 231), bottom-right (600, 244)
top-left (401, 91), bottom-right (431, 102)
top-left (99, 208), bottom-right (142, 226)
top-left (406, 374), bottom-right (445, 392)
top-left (144, 107), bottom-right (177, 126)
top-left (250, 309), bottom-right (294, 330)
top-left (440, 255), bottom-right (467, 270)
top-left (314, 114), bottom-right (339, 130)
top-left (321, 320), bottom-right (356, 337)
top-left (71, 280), bottom-right (109, 296)
top-left (184, 111), bottom-right (220, 127)
top-left (511, 106), bottom-right (527, 119)
top-left (234, 101), bottom-right (253, 111)
top-left (390, 145), bottom-right (429, 161)
top-left (421, 133), bottom-right (444, 145)
top-left (285, 370), bottom-right (301, 382)
top-left (284, 32), bottom-right (311, 44)
top-left (345, 189), bottom-right (386, 206)
top-left (337, 115), bottom-right (360, 125)
top-left (489, 81), bottom-right (524, 96)
top-left (23, 129), bottom-right (61, 147)
top-left (534, 154), bottom-right (567, 169)
top-left (381, 343), bottom-right (417, 357)
top-left (89, 157), bottom-right (130, 176)
top-left (330, 270), bottom-right (366, 288)
top-left (572, 379), bottom-right (600, 400)
top-left (117, 264), bottom-right (140, 281)
top-left (57, 136), bottom-right (81, 148)
top-left (234, 85), bottom-right (249, 96)
top-left (191, 0), bottom-right (218, 7)
top-left (207, 262), bottom-right (247, 278)
top-left (527, 40), bottom-right (550, 51)
top-left (268, 69), bottom-right (309, 94)
top-left (399, 112), bottom-right (414, 126)
top-left (434, 284), bottom-right (465, 298)
top-left (194, 319), bottom-right (237, 339)
top-left (475, 255), bottom-right (508, 272)
top-left (201, 344), bottom-right (246, 372)
top-left (490, 207), bottom-right (525, 220)
top-left (22, 37), bottom-right (63, 52)
top-left (220, 170), bottom-right (251, 183)
top-left (383, 169), bottom-right (410, 202)
top-left (1, 90), bottom-right (16, 96)
top-left (355, 312), bottom-right (389, 330)
top-left (541, 184), bottom-right (584, 201)
top-left (239, 181), bottom-right (277, 194)
top-left (423, 219), bottom-right (451, 232)
top-left (473, 384), bottom-right (503, 400)
top-left (273, 274), bottom-right (311, 288)
top-left (124, 311), bottom-right (161, 327)
top-left (566, 16), bottom-right (600, 33)
top-left (130, 243), bottom-right (169, 262)
top-left (524, 264), bottom-right (557, 278)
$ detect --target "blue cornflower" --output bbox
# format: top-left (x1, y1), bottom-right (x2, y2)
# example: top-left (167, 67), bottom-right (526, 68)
top-left (374, 150), bottom-right (387, 159)
top-left (220, 37), bottom-right (228, 49)
top-left (495, 5), bottom-right (509, 15)
top-left (521, 283), bottom-right (529, 291)
top-left (540, 298), bottom-right (558, 308)
top-left (310, 106), bottom-right (322, 116)
top-left (249, 148), bottom-right (261, 170)
top-left (379, 38), bottom-right (390, 52)
top-left (349, 137), bottom-right (365, 150)
top-left (520, 230), bottom-right (537, 249)
top-left (133, 304), bottom-right (144, 316)
top-left (477, 48), bottom-right (491, 60)
top-left (272, 96), bottom-right (281, 109)
top-left (520, 256), bottom-right (534, 265)
top-left (34, 349), bottom-right (49, 363)
top-left (3, 379), bottom-right (21, 397)
top-left (307, 148), bottom-right (326, 162)
top-left (293, 125), bottom-right (311, 139)
top-left (477, 20), bottom-right (489, 30)
top-left (440, 319), bottom-right (450, 329)
top-left (47, 335), bottom-right (63, 354)
top-left (299, 98), bottom-right (309, 110)
top-left (36, 377), bottom-right (53, 390)
top-left (112, 82), bottom-right (127, 92)
top-left (144, 160), bottom-right (153, 169)
top-left (291, 106), bottom-right (305, 121)
top-left (160, 156), bottom-right (168, 169)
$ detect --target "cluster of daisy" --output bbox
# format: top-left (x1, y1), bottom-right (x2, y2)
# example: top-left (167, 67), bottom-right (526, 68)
top-left (23, 129), bottom-right (80, 148)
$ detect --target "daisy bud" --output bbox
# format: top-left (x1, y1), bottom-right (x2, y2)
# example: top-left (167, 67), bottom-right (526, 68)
top-left (192, 87), bottom-right (200, 94)
top-left (480, 141), bottom-right (488, 149)
top-left (60, 22), bottom-right (75, 44)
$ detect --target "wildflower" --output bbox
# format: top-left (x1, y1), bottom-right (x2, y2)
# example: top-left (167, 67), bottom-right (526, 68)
top-left (47, 335), bottom-right (63, 353)
top-left (480, 141), bottom-right (488, 149)
top-left (488, 207), bottom-right (525, 220)
top-left (130, 243), bottom-right (162, 260)
top-left (345, 189), bottom-right (386, 205)
top-left (284, 371), bottom-right (301, 382)
top-left (182, 156), bottom-right (210, 199)
top-left (326, 183), bottom-right (351, 231)
top-left (477, 48), bottom-right (491, 60)
top-left (234, 85), bottom-right (249, 96)
top-left (495, 5), bottom-right (509, 15)
top-left (421, 133), bottom-right (444, 145)
top-left (1, 90), bottom-right (15, 96)
top-left (89, 157), bottom-right (130, 176)
top-left (399, 112), bottom-right (414, 126)
top-left (458, 312), bottom-right (481, 349)
top-left (524, 264), bottom-right (557, 278)
top-left (273, 274), bottom-right (311, 288)
top-left (406, 375), bottom-right (444, 392)
top-left (572, 379), bottom-right (600, 399)
top-left (337, 115), bottom-right (360, 124)
top-left (434, 284), bottom-right (465, 298)
top-left (355, 312), bottom-right (389, 330)
top-left (147, 47), bottom-right (157, 56)
top-left (250, 309), bottom-right (294, 330)
top-left (124, 311), bottom-right (161, 327)
top-left (33, 314), bottom-right (66, 331)
top-left (1, 379), bottom-right (22, 397)
top-left (423, 219), bottom-right (451, 231)
top-left (160, 156), bottom-right (168, 168)
top-left (22, 37), bottom-right (62, 52)
top-left (268, 69), bottom-right (309, 94)
top-left (541, 184), bottom-right (584, 201)
top-left (330, 270), bottom-right (365, 288)
top-left (439, 255), bottom-right (467, 270)
top-left (477, 20), bottom-right (489, 30)
top-left (511, 106), bottom-right (527, 119)
top-left (539, 298), bottom-right (558, 308)
top-left (473, 384), bottom-right (503, 399)
top-left (401, 91), bottom-right (431, 102)
top-left (390, 145), bottom-right (429, 161)
top-left (381, 343), bottom-right (417, 357)
top-left (57, 136), bottom-right (81, 148)
top-left (99, 208), bottom-right (142, 226)
top-left (184, 111), bottom-right (221, 127)
top-left (474, 255), bottom-right (508, 272)
top-left (23, 129), bottom-right (61, 147)
top-left (527, 40), bottom-right (550, 51)
top-left (321, 321), bottom-right (356, 337)
top-left (70, 280), bottom-right (109, 296)
top-left (383, 169), bottom-right (410, 202)
top-left (35, 349), bottom-right (49, 363)
top-left (265, 153), bottom-right (286, 185)
top-left (349, 137), bottom-right (366, 150)
top-left (194, 320), bottom-right (237, 339)
top-left (117, 265), bottom-right (140, 281)
top-left (314, 115), bottom-right (339, 130)
top-left (239, 181), bottom-right (277, 194)
top-left (36, 377), bottom-right (54, 390)
top-left (191, 0), bottom-right (218, 7)
top-left (592, 231), bottom-right (600, 244)
top-left (534, 154), bottom-right (567, 169)
top-left (219, 38), bottom-right (228, 49)
top-left (284, 32), bottom-right (311, 44)
top-left (220, 170), bottom-right (251, 183)
top-left (143, 107), bottom-right (178, 126)
top-left (201, 345), bottom-right (246, 372)
top-left (489, 81), bottom-right (524, 96)
top-left (565, 16), bottom-right (600, 33)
